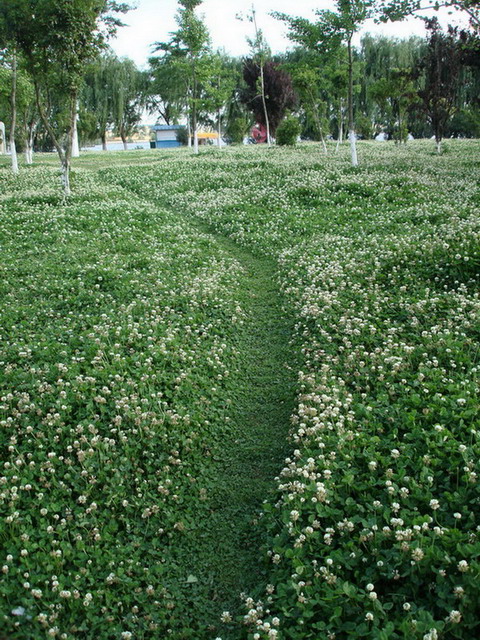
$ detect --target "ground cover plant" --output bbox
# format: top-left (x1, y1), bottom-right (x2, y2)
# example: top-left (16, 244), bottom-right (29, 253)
top-left (0, 162), bottom-right (300, 639)
top-left (103, 140), bottom-right (480, 639)
top-left (1, 140), bottom-right (479, 640)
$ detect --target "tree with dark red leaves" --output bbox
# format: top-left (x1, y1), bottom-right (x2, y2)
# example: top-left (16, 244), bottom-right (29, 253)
top-left (417, 18), bottom-right (463, 153)
top-left (241, 59), bottom-right (297, 139)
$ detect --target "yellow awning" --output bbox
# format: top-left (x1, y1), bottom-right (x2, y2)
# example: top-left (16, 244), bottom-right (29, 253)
top-left (197, 132), bottom-right (219, 139)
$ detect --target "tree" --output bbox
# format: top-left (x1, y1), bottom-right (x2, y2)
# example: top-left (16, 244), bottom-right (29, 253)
top-left (378, 0), bottom-right (480, 30)
top-left (274, 0), bottom-right (375, 166)
top-left (0, 0), bottom-right (128, 195)
top-left (241, 59), bottom-right (297, 140)
top-left (241, 5), bottom-right (273, 145)
top-left (148, 54), bottom-right (187, 126)
top-left (370, 68), bottom-right (419, 141)
top-left (208, 52), bottom-right (238, 148)
top-left (359, 34), bottom-right (423, 137)
top-left (111, 58), bottom-right (146, 150)
top-left (153, 0), bottom-right (211, 154)
top-left (417, 18), bottom-right (463, 152)
top-left (0, 53), bottom-right (36, 164)
top-left (82, 52), bottom-right (118, 150)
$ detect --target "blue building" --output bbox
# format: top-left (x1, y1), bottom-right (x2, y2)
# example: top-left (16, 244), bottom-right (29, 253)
top-left (151, 124), bottom-right (183, 149)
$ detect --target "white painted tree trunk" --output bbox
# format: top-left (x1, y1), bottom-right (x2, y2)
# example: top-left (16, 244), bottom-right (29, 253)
top-left (25, 145), bottom-right (33, 165)
top-left (193, 129), bottom-right (199, 154)
top-left (10, 52), bottom-right (19, 175)
top-left (349, 129), bottom-right (358, 167)
top-left (72, 109), bottom-right (80, 158)
top-left (217, 110), bottom-right (222, 148)
top-left (10, 140), bottom-right (19, 175)
top-left (61, 160), bottom-right (71, 198)
top-left (0, 122), bottom-right (6, 154)
top-left (436, 139), bottom-right (442, 154)
top-left (336, 113), bottom-right (343, 153)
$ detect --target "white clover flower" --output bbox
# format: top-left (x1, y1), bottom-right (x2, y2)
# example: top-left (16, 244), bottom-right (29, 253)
top-left (448, 610), bottom-right (462, 623)
top-left (458, 560), bottom-right (469, 572)
top-left (429, 499), bottom-right (440, 510)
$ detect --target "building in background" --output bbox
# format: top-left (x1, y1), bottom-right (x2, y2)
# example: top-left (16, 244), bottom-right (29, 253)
top-left (151, 124), bottom-right (183, 148)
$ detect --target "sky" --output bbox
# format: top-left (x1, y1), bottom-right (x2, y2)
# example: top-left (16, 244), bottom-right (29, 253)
top-left (110, 0), bottom-right (469, 69)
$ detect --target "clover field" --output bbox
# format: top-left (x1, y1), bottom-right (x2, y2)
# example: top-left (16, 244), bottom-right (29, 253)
top-left (1, 140), bottom-right (479, 640)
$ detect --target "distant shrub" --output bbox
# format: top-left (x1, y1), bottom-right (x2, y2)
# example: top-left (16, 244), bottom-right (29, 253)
top-left (276, 116), bottom-right (301, 146)
top-left (226, 117), bottom-right (249, 144)
top-left (176, 126), bottom-right (188, 146)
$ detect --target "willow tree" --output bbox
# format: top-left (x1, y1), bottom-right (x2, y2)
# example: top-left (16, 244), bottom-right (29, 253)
top-left (0, 0), bottom-right (128, 195)
top-left (82, 52), bottom-right (119, 150)
top-left (275, 0), bottom-right (375, 166)
top-left (111, 58), bottom-right (146, 150)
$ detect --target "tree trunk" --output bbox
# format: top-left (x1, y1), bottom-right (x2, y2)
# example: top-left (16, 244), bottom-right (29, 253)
top-left (436, 138), bottom-right (442, 154)
top-left (34, 80), bottom-right (67, 193)
top-left (72, 100), bottom-right (80, 158)
top-left (0, 121), bottom-right (6, 154)
top-left (10, 51), bottom-right (19, 175)
top-left (61, 157), bottom-right (71, 196)
top-left (120, 126), bottom-right (128, 151)
top-left (260, 63), bottom-right (271, 146)
top-left (192, 72), bottom-right (199, 155)
top-left (312, 103), bottom-right (327, 155)
top-left (217, 108), bottom-right (222, 148)
top-left (101, 131), bottom-right (108, 151)
top-left (347, 37), bottom-right (358, 167)
top-left (193, 128), bottom-right (199, 154)
top-left (34, 80), bottom-right (77, 197)
top-left (25, 121), bottom-right (35, 165)
top-left (336, 99), bottom-right (344, 153)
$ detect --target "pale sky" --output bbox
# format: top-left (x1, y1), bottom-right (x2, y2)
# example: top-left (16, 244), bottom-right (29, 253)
top-left (110, 0), bottom-right (468, 68)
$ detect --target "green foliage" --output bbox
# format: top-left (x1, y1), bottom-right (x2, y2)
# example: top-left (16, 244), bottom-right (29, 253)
top-left (175, 125), bottom-right (189, 145)
top-left (355, 112), bottom-right (374, 138)
top-left (225, 116), bottom-right (249, 144)
top-left (276, 115), bottom-right (301, 145)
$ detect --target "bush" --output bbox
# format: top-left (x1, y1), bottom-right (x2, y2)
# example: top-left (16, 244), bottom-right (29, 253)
top-left (276, 116), bottom-right (301, 146)
top-left (225, 117), bottom-right (250, 144)
top-left (175, 126), bottom-right (189, 146)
